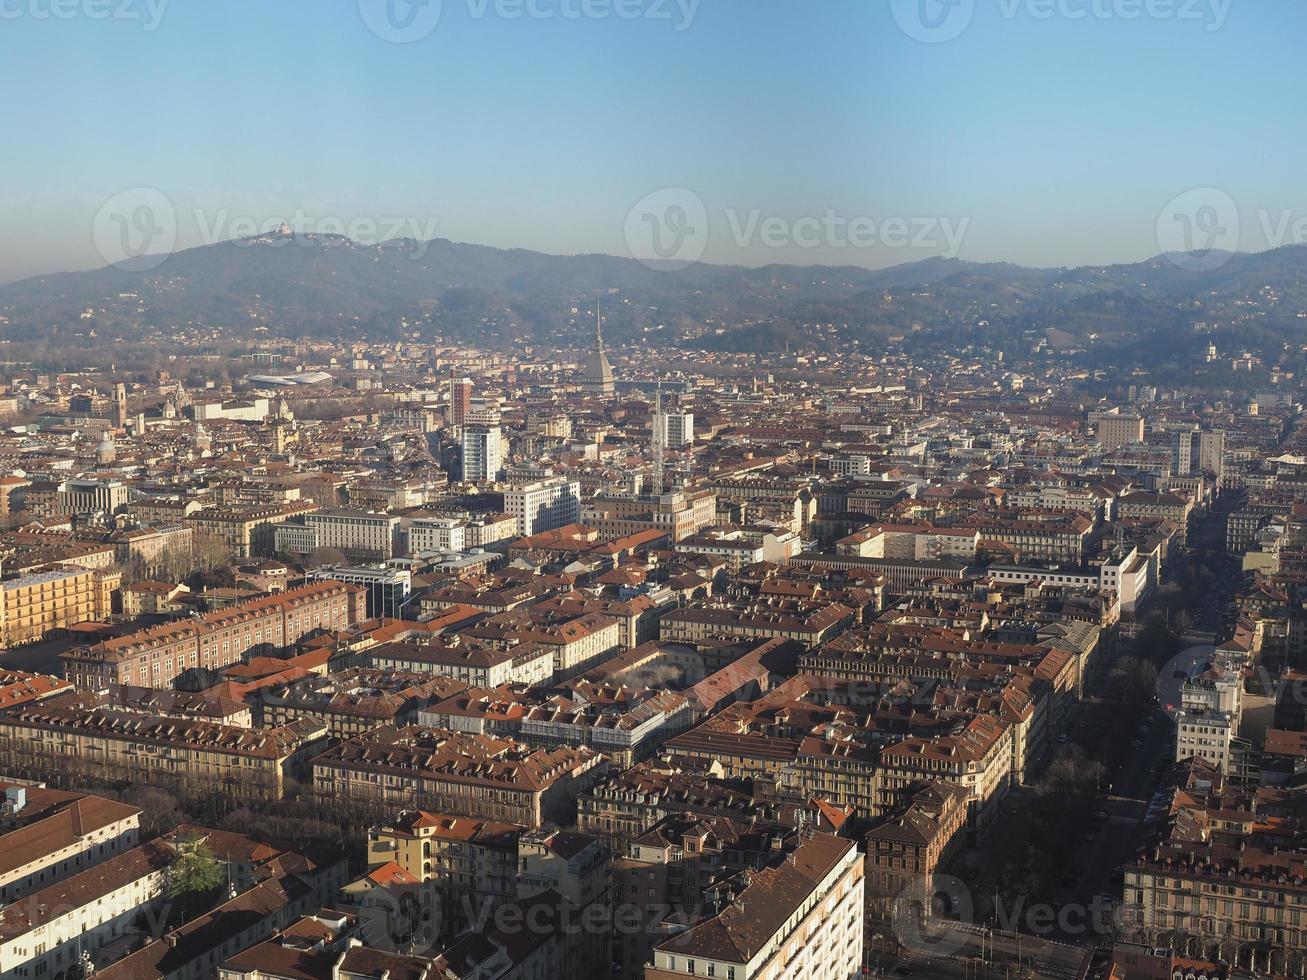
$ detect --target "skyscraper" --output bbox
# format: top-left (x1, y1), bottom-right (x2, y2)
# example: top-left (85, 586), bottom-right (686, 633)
top-left (461, 424), bottom-right (502, 483)
top-left (450, 374), bottom-right (472, 429)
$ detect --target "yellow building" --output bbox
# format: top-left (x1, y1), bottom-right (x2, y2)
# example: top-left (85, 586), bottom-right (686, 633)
top-left (0, 565), bottom-right (118, 647)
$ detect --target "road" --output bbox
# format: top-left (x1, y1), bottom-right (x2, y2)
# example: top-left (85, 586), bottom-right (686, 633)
top-left (868, 921), bottom-right (1091, 979)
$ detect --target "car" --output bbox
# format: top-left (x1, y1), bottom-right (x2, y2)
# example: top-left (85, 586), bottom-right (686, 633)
top-left (1093, 810), bottom-right (1109, 821)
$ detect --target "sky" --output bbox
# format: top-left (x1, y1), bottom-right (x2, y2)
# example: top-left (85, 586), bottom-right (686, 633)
top-left (1, 0), bottom-right (1305, 282)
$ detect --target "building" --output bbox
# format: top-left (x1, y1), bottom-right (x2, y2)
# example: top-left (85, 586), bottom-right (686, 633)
top-left (1095, 413), bottom-right (1145, 451)
top-left (506, 476), bottom-right (581, 537)
top-left (0, 841), bottom-right (174, 979)
top-left (188, 502), bottom-right (319, 559)
top-left (261, 668), bottom-right (464, 741)
top-left (60, 581), bottom-right (366, 689)
top-left (372, 639), bottom-right (555, 688)
top-left (310, 726), bottom-right (609, 827)
top-left (583, 305), bottom-right (616, 396)
top-left (56, 478), bottom-right (129, 516)
top-left (308, 565), bottom-right (412, 618)
top-left (0, 565), bottom-right (118, 647)
top-left (1175, 427), bottom-right (1226, 480)
top-left (1122, 761), bottom-right (1307, 976)
top-left (643, 832), bottom-right (864, 980)
top-left (461, 424), bottom-right (503, 483)
top-left (0, 692), bottom-right (331, 800)
top-left (0, 783), bottom-right (141, 904)
top-left (366, 809), bottom-right (523, 918)
top-left (863, 781), bottom-right (970, 928)
top-left (1173, 659), bottom-right (1243, 772)
top-left (407, 516), bottom-right (467, 554)
top-left (659, 410), bottom-right (694, 449)
top-left (450, 375), bottom-right (472, 429)
top-left (190, 397), bottom-right (271, 422)
top-left (304, 510), bottom-right (405, 561)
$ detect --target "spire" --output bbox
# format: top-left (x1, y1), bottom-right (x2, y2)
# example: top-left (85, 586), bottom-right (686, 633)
top-left (651, 381), bottom-right (665, 496)
top-left (595, 299), bottom-right (605, 351)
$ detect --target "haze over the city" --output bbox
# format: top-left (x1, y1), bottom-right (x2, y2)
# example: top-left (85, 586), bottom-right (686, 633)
top-left (4, 0), bottom-right (1307, 282)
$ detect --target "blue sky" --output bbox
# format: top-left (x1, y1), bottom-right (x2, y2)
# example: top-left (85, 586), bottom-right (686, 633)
top-left (1, 0), bottom-right (1303, 281)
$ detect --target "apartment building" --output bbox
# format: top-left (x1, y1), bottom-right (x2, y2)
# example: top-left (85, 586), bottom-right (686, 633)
top-left (0, 565), bottom-right (118, 647)
top-left (61, 581), bottom-right (366, 689)
top-left (1173, 660), bottom-right (1243, 772)
top-left (407, 516), bottom-right (467, 554)
top-left (1116, 491), bottom-right (1194, 544)
top-left (0, 692), bottom-right (330, 801)
top-left (268, 510), bottom-right (406, 562)
top-left (0, 842), bottom-right (173, 979)
top-left (261, 667), bottom-right (465, 740)
top-left (369, 638), bottom-right (555, 688)
top-left (0, 783), bottom-right (141, 904)
top-left (310, 725), bottom-right (609, 827)
top-left (461, 424), bottom-right (502, 482)
top-left (644, 832), bottom-right (864, 980)
top-left (876, 715), bottom-right (1014, 834)
top-left (505, 476), bottom-right (581, 536)
top-left (584, 489), bottom-right (717, 543)
top-left (863, 781), bottom-right (970, 925)
top-left (187, 502), bottom-right (319, 558)
top-left (366, 809), bottom-right (522, 910)
top-left (1095, 413), bottom-right (1145, 451)
top-left (1122, 761), bottom-right (1307, 976)
top-left (659, 597), bottom-right (853, 648)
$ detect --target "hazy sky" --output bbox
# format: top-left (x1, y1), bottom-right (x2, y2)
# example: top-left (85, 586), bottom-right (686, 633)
top-left (2, 0), bottom-right (1304, 282)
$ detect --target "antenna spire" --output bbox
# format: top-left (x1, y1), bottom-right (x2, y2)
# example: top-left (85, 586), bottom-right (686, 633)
top-left (651, 381), bottom-right (665, 496)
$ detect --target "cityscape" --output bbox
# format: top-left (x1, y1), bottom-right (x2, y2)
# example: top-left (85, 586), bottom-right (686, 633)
top-left (4, 3), bottom-right (1307, 980)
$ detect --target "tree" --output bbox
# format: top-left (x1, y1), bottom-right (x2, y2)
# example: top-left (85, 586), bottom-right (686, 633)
top-left (166, 834), bottom-right (225, 923)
